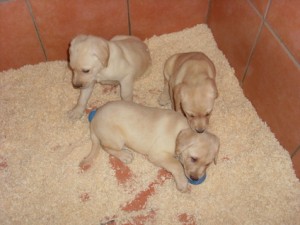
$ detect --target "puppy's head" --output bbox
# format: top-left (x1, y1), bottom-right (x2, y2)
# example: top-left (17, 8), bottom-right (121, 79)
top-left (179, 79), bottom-right (218, 133)
top-left (68, 35), bottom-right (109, 89)
top-left (175, 129), bottom-right (219, 181)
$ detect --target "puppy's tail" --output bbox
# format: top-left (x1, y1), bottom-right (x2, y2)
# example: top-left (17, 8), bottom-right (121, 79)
top-left (88, 109), bottom-right (97, 122)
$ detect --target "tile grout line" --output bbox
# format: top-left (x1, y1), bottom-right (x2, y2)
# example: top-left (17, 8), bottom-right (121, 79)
top-left (291, 145), bottom-right (300, 158)
top-left (127, 0), bottom-right (132, 36)
top-left (262, 0), bottom-right (300, 70)
top-left (25, 0), bottom-right (48, 61)
top-left (205, 0), bottom-right (212, 24)
top-left (0, 0), bottom-right (14, 3)
top-left (241, 0), bottom-right (268, 85)
top-left (264, 21), bottom-right (300, 70)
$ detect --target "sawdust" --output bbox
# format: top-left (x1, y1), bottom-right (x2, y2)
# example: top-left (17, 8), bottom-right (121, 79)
top-left (0, 24), bottom-right (299, 225)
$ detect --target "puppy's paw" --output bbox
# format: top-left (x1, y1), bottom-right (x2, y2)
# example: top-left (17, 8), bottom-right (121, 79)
top-left (176, 181), bottom-right (189, 193)
top-left (68, 108), bottom-right (84, 120)
top-left (175, 176), bottom-right (189, 193)
top-left (118, 149), bottom-right (134, 164)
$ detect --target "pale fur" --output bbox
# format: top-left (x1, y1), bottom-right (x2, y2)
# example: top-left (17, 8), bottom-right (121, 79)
top-left (80, 101), bottom-right (219, 192)
top-left (68, 35), bottom-right (151, 119)
top-left (159, 52), bottom-right (218, 133)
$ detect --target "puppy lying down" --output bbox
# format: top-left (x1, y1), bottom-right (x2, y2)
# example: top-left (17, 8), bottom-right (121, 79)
top-left (80, 101), bottom-right (219, 192)
top-left (68, 35), bottom-right (151, 119)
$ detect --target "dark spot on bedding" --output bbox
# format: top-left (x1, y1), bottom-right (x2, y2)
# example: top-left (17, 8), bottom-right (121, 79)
top-left (80, 192), bottom-right (90, 202)
top-left (0, 156), bottom-right (8, 170)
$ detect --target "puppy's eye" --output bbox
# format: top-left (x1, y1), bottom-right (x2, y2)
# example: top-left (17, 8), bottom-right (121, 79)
top-left (191, 157), bottom-right (198, 163)
top-left (205, 112), bottom-right (211, 117)
top-left (82, 69), bottom-right (90, 73)
top-left (188, 113), bottom-right (195, 118)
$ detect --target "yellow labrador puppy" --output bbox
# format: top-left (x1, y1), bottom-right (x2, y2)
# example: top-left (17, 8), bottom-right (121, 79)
top-left (159, 52), bottom-right (218, 133)
top-left (80, 101), bottom-right (219, 192)
top-left (68, 35), bottom-right (151, 119)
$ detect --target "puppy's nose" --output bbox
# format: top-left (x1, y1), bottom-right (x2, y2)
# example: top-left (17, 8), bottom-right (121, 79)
top-left (73, 83), bottom-right (83, 89)
top-left (189, 175), bottom-right (199, 181)
top-left (196, 128), bottom-right (205, 133)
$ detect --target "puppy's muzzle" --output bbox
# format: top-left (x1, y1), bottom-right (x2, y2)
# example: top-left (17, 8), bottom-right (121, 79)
top-left (189, 175), bottom-right (197, 181)
top-left (72, 77), bottom-right (84, 89)
top-left (189, 175), bottom-right (201, 181)
top-left (72, 82), bottom-right (83, 89)
top-left (189, 171), bottom-right (205, 181)
top-left (195, 128), bottom-right (205, 133)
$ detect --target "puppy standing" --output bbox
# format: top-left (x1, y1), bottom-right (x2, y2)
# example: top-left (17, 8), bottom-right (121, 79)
top-left (159, 52), bottom-right (218, 133)
top-left (68, 35), bottom-right (151, 119)
top-left (80, 101), bottom-right (219, 192)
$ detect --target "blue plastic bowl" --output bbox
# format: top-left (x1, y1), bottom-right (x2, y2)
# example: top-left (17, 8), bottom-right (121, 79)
top-left (88, 109), bottom-right (97, 122)
top-left (187, 173), bottom-right (206, 185)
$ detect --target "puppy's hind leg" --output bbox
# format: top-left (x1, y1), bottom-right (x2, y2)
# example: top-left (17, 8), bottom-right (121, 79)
top-left (79, 132), bottom-right (100, 171)
top-left (120, 76), bottom-right (134, 101)
top-left (103, 145), bottom-right (134, 164)
top-left (69, 84), bottom-right (95, 119)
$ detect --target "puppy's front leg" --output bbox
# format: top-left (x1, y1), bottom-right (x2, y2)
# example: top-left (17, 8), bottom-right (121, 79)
top-left (69, 83), bottom-right (95, 119)
top-left (173, 85), bottom-right (182, 112)
top-left (150, 154), bottom-right (188, 192)
top-left (120, 76), bottom-right (134, 101)
top-left (165, 160), bottom-right (188, 192)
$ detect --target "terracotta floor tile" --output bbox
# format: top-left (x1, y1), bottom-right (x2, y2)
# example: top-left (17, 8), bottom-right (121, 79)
top-left (130, 0), bottom-right (208, 39)
top-left (292, 149), bottom-right (300, 180)
top-left (267, 0), bottom-right (300, 62)
top-left (243, 26), bottom-right (300, 153)
top-left (29, 0), bottom-right (129, 61)
top-left (0, 0), bottom-right (45, 71)
top-left (208, 0), bottom-right (262, 82)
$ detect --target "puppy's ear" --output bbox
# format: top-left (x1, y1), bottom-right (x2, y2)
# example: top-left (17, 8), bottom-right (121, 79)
top-left (175, 129), bottom-right (195, 156)
top-left (94, 38), bottom-right (110, 67)
top-left (69, 35), bottom-right (88, 55)
top-left (173, 83), bottom-right (184, 112)
top-left (213, 81), bottom-right (219, 99)
top-left (206, 78), bottom-right (218, 99)
top-left (213, 146), bottom-right (219, 165)
top-left (71, 35), bottom-right (88, 46)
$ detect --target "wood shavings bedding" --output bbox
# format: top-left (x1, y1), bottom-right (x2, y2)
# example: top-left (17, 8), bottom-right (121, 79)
top-left (0, 24), bottom-right (299, 225)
